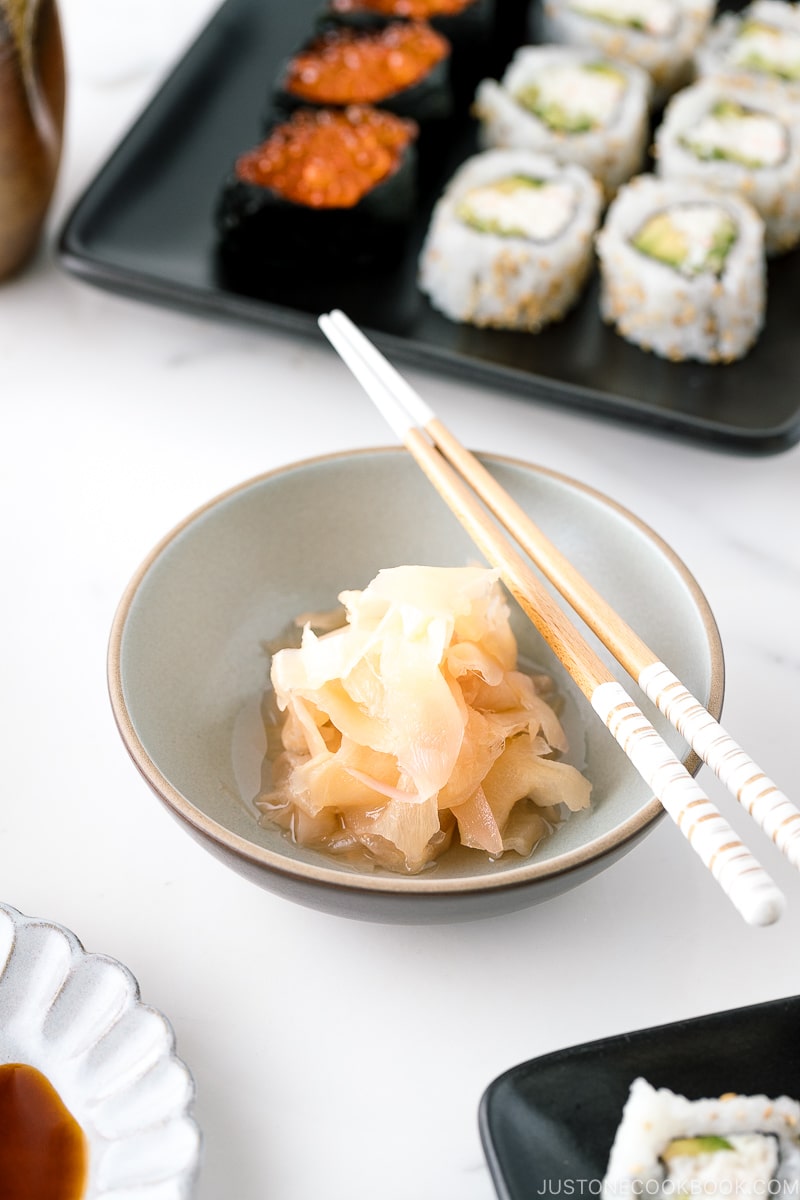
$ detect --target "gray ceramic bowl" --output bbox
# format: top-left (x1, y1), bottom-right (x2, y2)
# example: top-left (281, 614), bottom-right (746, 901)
top-left (108, 448), bottom-right (723, 923)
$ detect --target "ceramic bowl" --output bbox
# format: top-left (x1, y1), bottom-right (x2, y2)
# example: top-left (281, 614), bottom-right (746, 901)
top-left (0, 901), bottom-right (200, 1197)
top-left (108, 448), bottom-right (723, 923)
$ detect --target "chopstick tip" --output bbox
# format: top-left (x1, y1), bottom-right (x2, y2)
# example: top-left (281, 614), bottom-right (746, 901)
top-left (316, 310), bottom-right (415, 440)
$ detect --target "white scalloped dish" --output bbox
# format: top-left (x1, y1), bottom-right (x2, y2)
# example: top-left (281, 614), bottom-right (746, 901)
top-left (0, 902), bottom-right (200, 1198)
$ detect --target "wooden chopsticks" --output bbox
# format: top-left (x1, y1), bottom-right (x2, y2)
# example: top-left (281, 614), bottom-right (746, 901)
top-left (318, 307), bottom-right (791, 927)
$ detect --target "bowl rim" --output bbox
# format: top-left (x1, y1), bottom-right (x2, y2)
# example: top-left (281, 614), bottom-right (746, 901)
top-left (107, 445), bottom-right (724, 897)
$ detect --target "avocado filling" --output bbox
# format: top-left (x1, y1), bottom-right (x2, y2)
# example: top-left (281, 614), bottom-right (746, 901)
top-left (631, 204), bottom-right (738, 277)
top-left (567, 0), bottom-right (677, 37)
top-left (516, 62), bottom-right (626, 133)
top-left (680, 100), bottom-right (788, 170)
top-left (457, 175), bottom-right (576, 240)
top-left (731, 20), bottom-right (800, 82)
top-left (663, 1137), bottom-right (736, 1161)
top-left (661, 1133), bottom-right (779, 1194)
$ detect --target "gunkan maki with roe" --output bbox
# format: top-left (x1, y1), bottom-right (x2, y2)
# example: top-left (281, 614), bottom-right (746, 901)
top-left (274, 20), bottom-right (453, 125)
top-left (326, 0), bottom-right (490, 23)
top-left (323, 0), bottom-right (496, 97)
top-left (216, 105), bottom-right (418, 270)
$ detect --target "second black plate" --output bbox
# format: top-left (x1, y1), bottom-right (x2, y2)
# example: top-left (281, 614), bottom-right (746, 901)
top-left (57, 0), bottom-right (800, 454)
top-left (479, 994), bottom-right (800, 1200)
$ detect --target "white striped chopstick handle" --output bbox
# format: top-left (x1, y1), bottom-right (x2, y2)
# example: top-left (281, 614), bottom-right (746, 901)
top-left (639, 662), bottom-right (800, 869)
top-left (592, 681), bottom-right (785, 927)
top-left (318, 311), bottom-right (786, 926)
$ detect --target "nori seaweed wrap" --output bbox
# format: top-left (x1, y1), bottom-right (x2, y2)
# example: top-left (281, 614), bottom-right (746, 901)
top-left (215, 105), bottom-right (418, 273)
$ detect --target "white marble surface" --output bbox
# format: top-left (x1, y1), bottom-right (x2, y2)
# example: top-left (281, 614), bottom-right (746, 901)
top-left (2, 2), bottom-right (800, 1197)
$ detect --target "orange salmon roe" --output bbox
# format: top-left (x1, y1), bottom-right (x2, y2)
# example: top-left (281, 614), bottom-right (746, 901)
top-left (235, 106), bottom-right (417, 208)
top-left (331, 0), bottom-right (475, 16)
top-left (283, 22), bottom-right (449, 105)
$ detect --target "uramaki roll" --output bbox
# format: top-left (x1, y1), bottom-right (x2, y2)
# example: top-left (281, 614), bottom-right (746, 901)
top-left (604, 1078), bottom-right (800, 1200)
top-left (655, 76), bottom-right (800, 255)
top-left (535, 0), bottom-right (716, 105)
top-left (596, 174), bottom-right (766, 363)
top-left (419, 147), bottom-right (602, 330)
top-left (696, 1), bottom-right (800, 98)
top-left (474, 44), bottom-right (651, 200)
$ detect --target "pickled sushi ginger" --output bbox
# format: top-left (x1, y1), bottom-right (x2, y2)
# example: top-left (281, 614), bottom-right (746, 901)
top-left (259, 565), bottom-right (591, 873)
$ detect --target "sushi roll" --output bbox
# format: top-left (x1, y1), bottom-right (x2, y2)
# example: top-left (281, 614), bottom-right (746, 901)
top-left (604, 1078), bottom-right (800, 1200)
top-left (273, 19), bottom-right (453, 126)
top-left (418, 148), bottom-right (602, 330)
top-left (535, 0), bottom-right (716, 104)
top-left (474, 45), bottom-right (651, 199)
top-left (215, 105), bottom-right (418, 270)
top-left (696, 1), bottom-right (800, 97)
top-left (596, 174), bottom-right (766, 363)
top-left (323, 0), bottom-right (496, 99)
top-left (655, 77), bottom-right (800, 255)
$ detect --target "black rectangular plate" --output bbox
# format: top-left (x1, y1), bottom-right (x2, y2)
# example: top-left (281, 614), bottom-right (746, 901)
top-left (57, 0), bottom-right (800, 454)
top-left (479, 994), bottom-right (800, 1200)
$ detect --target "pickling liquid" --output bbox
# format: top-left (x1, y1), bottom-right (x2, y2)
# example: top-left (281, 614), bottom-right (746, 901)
top-left (243, 624), bottom-right (588, 874)
top-left (0, 1063), bottom-right (87, 1200)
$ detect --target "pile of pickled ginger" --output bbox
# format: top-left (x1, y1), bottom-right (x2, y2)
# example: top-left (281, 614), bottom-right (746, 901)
top-left (258, 565), bottom-right (591, 873)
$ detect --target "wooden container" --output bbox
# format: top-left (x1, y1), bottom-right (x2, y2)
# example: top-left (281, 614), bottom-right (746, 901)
top-left (0, 0), bottom-right (65, 280)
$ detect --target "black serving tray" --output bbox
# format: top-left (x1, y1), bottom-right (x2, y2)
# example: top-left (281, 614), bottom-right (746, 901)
top-left (479, 994), bottom-right (800, 1200)
top-left (57, 0), bottom-right (800, 454)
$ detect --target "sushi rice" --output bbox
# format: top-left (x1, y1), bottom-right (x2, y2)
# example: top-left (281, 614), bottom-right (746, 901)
top-left (474, 45), bottom-right (651, 199)
top-left (535, 0), bottom-right (716, 103)
top-left (655, 77), bottom-right (800, 255)
top-left (604, 1078), bottom-right (800, 1199)
top-left (595, 174), bottom-right (766, 363)
top-left (418, 147), bottom-right (602, 330)
top-left (696, 1), bottom-right (800, 97)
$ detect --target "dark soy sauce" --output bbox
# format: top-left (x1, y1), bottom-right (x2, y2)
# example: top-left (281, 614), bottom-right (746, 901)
top-left (0, 1063), bottom-right (87, 1200)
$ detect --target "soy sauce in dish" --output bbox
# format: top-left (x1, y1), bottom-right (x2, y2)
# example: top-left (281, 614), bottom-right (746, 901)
top-left (0, 1063), bottom-right (87, 1199)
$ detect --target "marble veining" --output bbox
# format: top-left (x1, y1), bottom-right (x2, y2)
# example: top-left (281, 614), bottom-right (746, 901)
top-left (0, 2), bottom-right (799, 1199)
